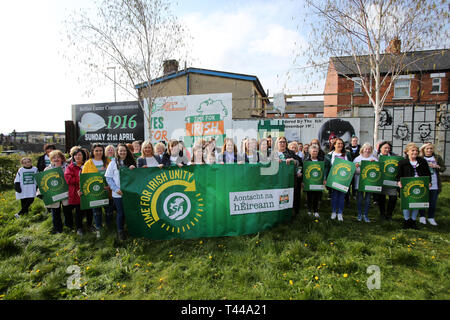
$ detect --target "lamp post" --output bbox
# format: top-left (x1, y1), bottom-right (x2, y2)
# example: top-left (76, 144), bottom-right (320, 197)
top-left (107, 66), bottom-right (116, 102)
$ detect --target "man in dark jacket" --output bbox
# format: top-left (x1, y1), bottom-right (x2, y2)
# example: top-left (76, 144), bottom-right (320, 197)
top-left (37, 144), bottom-right (56, 172)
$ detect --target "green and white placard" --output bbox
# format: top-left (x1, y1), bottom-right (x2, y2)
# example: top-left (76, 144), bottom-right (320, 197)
top-left (400, 176), bottom-right (430, 209)
top-left (303, 161), bottom-right (325, 191)
top-left (35, 167), bottom-right (69, 205)
top-left (358, 160), bottom-right (383, 193)
top-left (326, 158), bottom-right (356, 193)
top-left (80, 172), bottom-right (109, 210)
top-left (379, 155), bottom-right (403, 188)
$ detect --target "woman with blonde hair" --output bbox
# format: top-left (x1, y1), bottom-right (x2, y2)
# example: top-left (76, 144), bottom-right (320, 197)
top-left (417, 143), bottom-right (446, 226)
top-left (396, 142), bottom-right (431, 229)
top-left (137, 140), bottom-right (160, 168)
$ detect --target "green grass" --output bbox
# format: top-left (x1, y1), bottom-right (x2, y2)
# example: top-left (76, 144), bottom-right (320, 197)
top-left (0, 184), bottom-right (449, 300)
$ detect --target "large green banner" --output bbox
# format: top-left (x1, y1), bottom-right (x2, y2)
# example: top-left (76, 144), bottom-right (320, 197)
top-left (35, 167), bottom-right (69, 205)
top-left (358, 160), bottom-right (383, 193)
top-left (303, 161), bottom-right (325, 191)
top-left (400, 176), bottom-right (430, 210)
top-left (379, 155), bottom-right (403, 188)
top-left (120, 162), bottom-right (294, 240)
top-left (80, 172), bottom-right (109, 210)
top-left (326, 158), bottom-right (356, 193)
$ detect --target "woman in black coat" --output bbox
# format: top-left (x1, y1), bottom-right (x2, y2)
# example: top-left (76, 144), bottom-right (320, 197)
top-left (396, 142), bottom-right (431, 229)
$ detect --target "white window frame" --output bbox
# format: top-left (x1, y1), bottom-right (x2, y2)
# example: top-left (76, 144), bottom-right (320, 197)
top-left (430, 73), bottom-right (445, 94)
top-left (393, 74), bottom-right (414, 99)
top-left (352, 77), bottom-right (363, 95)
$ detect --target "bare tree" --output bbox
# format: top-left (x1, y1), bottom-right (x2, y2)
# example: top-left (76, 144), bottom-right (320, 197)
top-left (64, 0), bottom-right (191, 139)
top-left (298, 0), bottom-right (449, 145)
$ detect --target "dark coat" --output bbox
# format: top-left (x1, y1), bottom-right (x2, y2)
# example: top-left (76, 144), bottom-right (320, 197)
top-left (396, 157), bottom-right (431, 180)
top-left (346, 144), bottom-right (361, 161)
top-left (37, 154), bottom-right (48, 172)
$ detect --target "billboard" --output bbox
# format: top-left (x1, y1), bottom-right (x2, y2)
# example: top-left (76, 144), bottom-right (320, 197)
top-left (73, 101), bottom-right (145, 148)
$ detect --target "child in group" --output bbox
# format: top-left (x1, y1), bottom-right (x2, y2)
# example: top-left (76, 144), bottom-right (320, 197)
top-left (82, 144), bottom-right (111, 238)
top-left (105, 143), bottom-right (136, 240)
top-left (45, 150), bottom-right (73, 233)
top-left (132, 140), bottom-right (142, 159)
top-left (105, 145), bottom-right (116, 160)
top-left (14, 157), bottom-right (38, 218)
top-left (353, 143), bottom-right (378, 222)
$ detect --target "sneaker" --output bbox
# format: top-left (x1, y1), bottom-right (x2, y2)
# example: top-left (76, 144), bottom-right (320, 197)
top-left (314, 212), bottom-right (320, 218)
top-left (427, 218), bottom-right (438, 226)
top-left (363, 216), bottom-right (370, 223)
top-left (331, 212), bottom-right (337, 220)
top-left (77, 229), bottom-right (83, 236)
top-left (337, 214), bottom-right (343, 221)
top-left (357, 215), bottom-right (362, 222)
top-left (14, 213), bottom-right (21, 219)
top-left (96, 230), bottom-right (101, 239)
top-left (307, 212), bottom-right (312, 216)
top-left (419, 217), bottom-right (427, 224)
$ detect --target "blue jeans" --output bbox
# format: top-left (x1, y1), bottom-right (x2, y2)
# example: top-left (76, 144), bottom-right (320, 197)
top-left (92, 207), bottom-right (103, 230)
top-left (357, 191), bottom-right (371, 218)
top-left (402, 209), bottom-right (419, 220)
top-left (331, 189), bottom-right (346, 214)
top-left (113, 197), bottom-right (125, 232)
top-left (419, 189), bottom-right (439, 219)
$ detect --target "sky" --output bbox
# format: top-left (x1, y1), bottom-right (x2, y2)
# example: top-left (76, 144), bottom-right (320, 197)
top-left (0, 0), bottom-right (322, 134)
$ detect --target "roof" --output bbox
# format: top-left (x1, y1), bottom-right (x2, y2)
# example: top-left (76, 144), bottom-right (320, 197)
top-left (267, 100), bottom-right (324, 114)
top-left (331, 49), bottom-right (450, 76)
top-left (135, 67), bottom-right (268, 97)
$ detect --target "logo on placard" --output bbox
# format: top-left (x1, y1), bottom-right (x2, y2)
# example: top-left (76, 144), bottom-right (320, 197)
top-left (139, 169), bottom-right (203, 234)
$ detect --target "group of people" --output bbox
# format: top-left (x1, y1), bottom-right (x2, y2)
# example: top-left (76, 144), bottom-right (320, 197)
top-left (13, 134), bottom-right (446, 240)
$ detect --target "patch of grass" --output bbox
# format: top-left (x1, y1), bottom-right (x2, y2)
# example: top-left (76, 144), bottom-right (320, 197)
top-left (0, 183), bottom-right (449, 300)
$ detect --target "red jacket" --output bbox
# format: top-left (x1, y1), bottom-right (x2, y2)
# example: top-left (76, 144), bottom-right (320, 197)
top-left (64, 162), bottom-right (82, 205)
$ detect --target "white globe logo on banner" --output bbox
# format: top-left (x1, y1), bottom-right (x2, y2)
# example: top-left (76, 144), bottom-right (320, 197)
top-left (163, 193), bottom-right (192, 221)
top-left (51, 180), bottom-right (59, 187)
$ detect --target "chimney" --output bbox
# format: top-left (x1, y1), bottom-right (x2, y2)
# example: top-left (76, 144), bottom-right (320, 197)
top-left (386, 38), bottom-right (401, 54)
top-left (163, 60), bottom-right (179, 75)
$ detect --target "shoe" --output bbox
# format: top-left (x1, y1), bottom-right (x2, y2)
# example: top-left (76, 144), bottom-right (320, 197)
top-left (77, 229), bottom-right (83, 236)
top-left (14, 213), bottom-right (21, 219)
top-left (337, 214), bottom-right (343, 221)
top-left (96, 230), bottom-right (101, 239)
top-left (314, 212), bottom-right (320, 218)
top-left (402, 219), bottom-right (409, 229)
top-left (307, 212), bottom-right (312, 216)
top-left (419, 217), bottom-right (426, 224)
top-left (427, 218), bottom-right (438, 226)
top-left (363, 216), bottom-right (370, 223)
top-left (410, 219), bottom-right (418, 230)
top-left (331, 212), bottom-right (337, 220)
top-left (357, 215), bottom-right (362, 222)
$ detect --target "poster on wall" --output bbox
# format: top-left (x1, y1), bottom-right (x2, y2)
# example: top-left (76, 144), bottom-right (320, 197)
top-left (145, 93), bottom-right (233, 148)
top-left (73, 101), bottom-right (145, 148)
top-left (284, 118), bottom-right (360, 151)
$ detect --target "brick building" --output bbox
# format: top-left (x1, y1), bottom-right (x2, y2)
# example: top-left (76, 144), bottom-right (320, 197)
top-left (324, 48), bottom-right (450, 117)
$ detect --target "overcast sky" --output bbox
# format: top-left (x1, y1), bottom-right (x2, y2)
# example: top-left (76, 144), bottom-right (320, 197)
top-left (0, 0), bottom-right (322, 134)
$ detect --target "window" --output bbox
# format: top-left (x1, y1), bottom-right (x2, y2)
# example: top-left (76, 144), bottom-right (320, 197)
top-left (352, 77), bottom-right (362, 94)
top-left (432, 78), bottom-right (441, 92)
top-left (430, 73), bottom-right (444, 93)
top-left (394, 79), bottom-right (411, 99)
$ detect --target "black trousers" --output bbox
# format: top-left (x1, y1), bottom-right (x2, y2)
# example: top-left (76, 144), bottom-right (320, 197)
top-left (378, 195), bottom-right (397, 218)
top-left (294, 177), bottom-right (302, 214)
top-left (19, 198), bottom-right (35, 215)
top-left (306, 191), bottom-right (322, 213)
top-left (72, 205), bottom-right (93, 230)
top-left (51, 205), bottom-right (73, 232)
